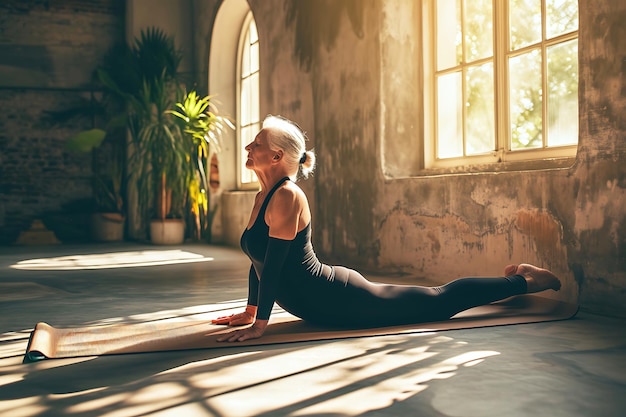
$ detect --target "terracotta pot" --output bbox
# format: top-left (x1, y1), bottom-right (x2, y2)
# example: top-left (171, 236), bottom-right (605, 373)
top-left (92, 213), bottom-right (125, 242)
top-left (150, 219), bottom-right (185, 245)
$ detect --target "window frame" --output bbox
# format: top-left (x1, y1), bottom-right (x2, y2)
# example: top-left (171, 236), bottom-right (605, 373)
top-left (235, 11), bottom-right (261, 190)
top-left (423, 0), bottom-right (579, 170)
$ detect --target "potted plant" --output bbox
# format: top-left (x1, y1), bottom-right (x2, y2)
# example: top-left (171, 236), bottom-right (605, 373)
top-left (94, 27), bottom-right (185, 243)
top-left (129, 74), bottom-right (188, 244)
top-left (169, 90), bottom-right (234, 242)
top-left (91, 134), bottom-right (125, 241)
top-left (64, 128), bottom-right (126, 241)
top-left (60, 27), bottom-right (231, 244)
top-left (52, 74), bottom-right (127, 242)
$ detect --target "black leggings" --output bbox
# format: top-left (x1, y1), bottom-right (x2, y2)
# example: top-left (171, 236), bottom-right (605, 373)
top-left (288, 268), bottom-right (528, 327)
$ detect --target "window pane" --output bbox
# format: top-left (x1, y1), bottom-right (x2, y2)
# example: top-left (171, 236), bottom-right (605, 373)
top-left (466, 62), bottom-right (495, 155)
top-left (509, 0), bottom-right (542, 50)
top-left (547, 39), bottom-right (578, 146)
top-left (437, 72), bottom-right (463, 158)
top-left (509, 49), bottom-right (542, 150)
top-left (241, 77), bottom-right (250, 126)
top-left (546, 0), bottom-right (578, 38)
top-left (250, 42), bottom-right (259, 73)
top-left (249, 20), bottom-right (258, 43)
top-left (437, 0), bottom-right (462, 70)
top-left (464, 0), bottom-right (493, 62)
top-left (249, 72), bottom-right (259, 123)
top-left (242, 40), bottom-right (250, 76)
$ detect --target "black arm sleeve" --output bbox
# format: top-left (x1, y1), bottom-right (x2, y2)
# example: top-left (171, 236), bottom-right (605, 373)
top-left (256, 237), bottom-right (292, 320)
top-left (246, 264), bottom-right (259, 307)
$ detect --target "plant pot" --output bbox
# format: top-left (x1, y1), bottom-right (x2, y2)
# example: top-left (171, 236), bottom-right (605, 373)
top-left (92, 213), bottom-right (125, 242)
top-left (150, 218), bottom-right (185, 245)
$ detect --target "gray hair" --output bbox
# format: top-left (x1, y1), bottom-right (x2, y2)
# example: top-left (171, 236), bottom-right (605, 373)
top-left (263, 115), bottom-right (316, 179)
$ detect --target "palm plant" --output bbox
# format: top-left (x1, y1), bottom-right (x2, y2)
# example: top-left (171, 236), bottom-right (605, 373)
top-left (169, 91), bottom-right (234, 240)
top-left (129, 74), bottom-right (186, 222)
top-left (95, 27), bottom-right (185, 239)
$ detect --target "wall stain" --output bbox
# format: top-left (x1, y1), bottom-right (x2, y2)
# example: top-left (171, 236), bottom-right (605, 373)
top-left (426, 231), bottom-right (440, 256)
top-left (284, 0), bottom-right (365, 71)
top-left (570, 263), bottom-right (585, 291)
top-left (514, 210), bottom-right (563, 257)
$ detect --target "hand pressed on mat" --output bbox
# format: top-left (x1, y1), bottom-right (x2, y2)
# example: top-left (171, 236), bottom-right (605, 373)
top-left (211, 305), bottom-right (257, 326)
top-left (216, 319), bottom-right (269, 342)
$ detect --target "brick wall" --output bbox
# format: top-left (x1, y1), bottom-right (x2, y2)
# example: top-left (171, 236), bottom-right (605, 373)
top-left (0, 0), bottom-right (124, 244)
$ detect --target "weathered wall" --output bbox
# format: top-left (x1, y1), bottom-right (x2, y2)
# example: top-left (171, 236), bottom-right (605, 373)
top-left (145, 0), bottom-right (625, 321)
top-left (0, 0), bottom-right (623, 318)
top-left (0, 0), bottom-right (125, 244)
top-left (246, 0), bottom-right (625, 317)
top-left (189, 0), bottom-right (624, 317)
top-left (573, 0), bottom-right (626, 315)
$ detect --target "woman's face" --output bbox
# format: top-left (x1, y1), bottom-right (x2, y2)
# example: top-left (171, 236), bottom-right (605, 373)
top-left (244, 129), bottom-right (277, 171)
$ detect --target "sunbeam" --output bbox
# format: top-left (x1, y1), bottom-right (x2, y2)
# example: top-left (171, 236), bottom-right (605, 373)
top-left (10, 250), bottom-right (214, 271)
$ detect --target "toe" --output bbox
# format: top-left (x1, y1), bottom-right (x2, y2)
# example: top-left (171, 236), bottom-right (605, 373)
top-left (504, 264), bottom-right (518, 276)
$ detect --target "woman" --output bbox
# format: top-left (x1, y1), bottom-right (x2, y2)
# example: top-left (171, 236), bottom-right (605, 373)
top-left (213, 115), bottom-right (561, 342)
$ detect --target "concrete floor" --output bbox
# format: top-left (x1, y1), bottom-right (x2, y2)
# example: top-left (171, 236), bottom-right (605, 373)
top-left (0, 243), bottom-right (625, 417)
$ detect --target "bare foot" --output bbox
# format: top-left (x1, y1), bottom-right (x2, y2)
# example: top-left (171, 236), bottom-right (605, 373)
top-left (504, 263), bottom-right (561, 293)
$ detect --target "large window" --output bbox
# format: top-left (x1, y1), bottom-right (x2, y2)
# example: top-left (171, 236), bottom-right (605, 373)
top-left (426, 0), bottom-right (578, 168)
top-left (238, 13), bottom-right (260, 187)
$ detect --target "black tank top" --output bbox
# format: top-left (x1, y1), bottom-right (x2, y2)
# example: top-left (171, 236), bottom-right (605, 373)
top-left (240, 177), bottom-right (340, 321)
top-left (240, 177), bottom-right (293, 265)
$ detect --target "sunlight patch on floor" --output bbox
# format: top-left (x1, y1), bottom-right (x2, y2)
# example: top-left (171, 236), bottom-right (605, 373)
top-left (97, 383), bottom-right (192, 417)
top-left (74, 299), bottom-right (279, 327)
top-left (293, 350), bottom-right (499, 416)
top-left (65, 392), bottom-right (133, 415)
top-left (0, 396), bottom-right (45, 417)
top-left (0, 324), bottom-right (502, 417)
top-left (10, 250), bottom-right (214, 271)
top-left (170, 335), bottom-right (498, 417)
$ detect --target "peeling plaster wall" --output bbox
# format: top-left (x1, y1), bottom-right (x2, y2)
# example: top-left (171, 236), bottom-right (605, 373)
top-left (572, 0), bottom-right (626, 315)
top-left (376, 174), bottom-right (580, 308)
top-left (241, 0), bottom-right (625, 317)
top-left (1, 0), bottom-right (622, 316)
top-left (305, 0), bottom-right (382, 264)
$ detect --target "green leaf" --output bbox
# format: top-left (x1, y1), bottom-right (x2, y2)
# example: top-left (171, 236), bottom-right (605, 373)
top-left (65, 129), bottom-right (107, 152)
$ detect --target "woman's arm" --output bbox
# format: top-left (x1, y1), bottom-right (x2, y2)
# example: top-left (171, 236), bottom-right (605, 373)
top-left (217, 238), bottom-right (292, 342)
top-left (217, 185), bottom-right (303, 342)
top-left (256, 237), bottom-right (292, 319)
top-left (211, 265), bottom-right (258, 325)
top-left (247, 264), bottom-right (259, 307)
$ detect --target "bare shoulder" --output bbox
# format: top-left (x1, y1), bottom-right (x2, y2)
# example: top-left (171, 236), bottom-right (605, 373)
top-left (284, 180), bottom-right (309, 200)
top-left (266, 181), bottom-right (310, 239)
top-left (269, 181), bottom-right (307, 214)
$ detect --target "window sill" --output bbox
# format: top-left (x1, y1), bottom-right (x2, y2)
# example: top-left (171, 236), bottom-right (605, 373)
top-left (411, 156), bottom-right (576, 178)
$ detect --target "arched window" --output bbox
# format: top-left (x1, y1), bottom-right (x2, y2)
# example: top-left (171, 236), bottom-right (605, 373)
top-left (237, 13), bottom-right (260, 187)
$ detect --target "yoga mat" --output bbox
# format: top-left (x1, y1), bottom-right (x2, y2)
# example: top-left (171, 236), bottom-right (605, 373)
top-left (23, 295), bottom-right (578, 363)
